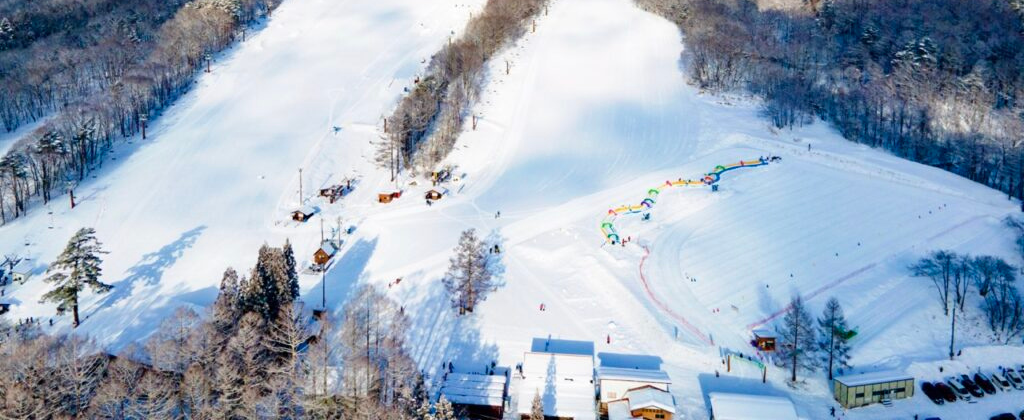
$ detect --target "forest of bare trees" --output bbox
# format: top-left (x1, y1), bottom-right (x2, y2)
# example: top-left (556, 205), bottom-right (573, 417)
top-left (377, 0), bottom-right (549, 178)
top-left (911, 250), bottom-right (1024, 344)
top-left (637, 0), bottom-right (1024, 200)
top-left (0, 241), bottom-right (450, 419)
top-left (0, 0), bottom-right (280, 224)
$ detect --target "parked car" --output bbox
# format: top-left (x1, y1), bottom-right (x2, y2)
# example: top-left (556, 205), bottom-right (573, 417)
top-left (920, 381), bottom-right (944, 405)
top-left (959, 374), bottom-right (985, 398)
top-left (991, 414), bottom-right (1016, 420)
top-left (1005, 369), bottom-right (1024, 390)
top-left (991, 371), bottom-right (1012, 391)
top-left (945, 376), bottom-right (972, 401)
top-left (974, 372), bottom-right (998, 394)
top-left (933, 382), bottom-right (957, 403)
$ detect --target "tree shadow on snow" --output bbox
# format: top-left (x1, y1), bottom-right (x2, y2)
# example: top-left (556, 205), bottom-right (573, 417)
top-left (597, 352), bottom-right (663, 370)
top-left (530, 338), bottom-right (593, 355)
top-left (87, 226), bottom-right (207, 317)
top-left (757, 284), bottom-right (781, 321)
top-left (303, 237), bottom-right (378, 313)
top-left (401, 277), bottom-right (500, 397)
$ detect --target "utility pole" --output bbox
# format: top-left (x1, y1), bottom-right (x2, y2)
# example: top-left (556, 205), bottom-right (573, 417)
top-left (69, 189), bottom-right (75, 209)
top-left (140, 113), bottom-right (148, 140)
top-left (298, 168), bottom-right (303, 205)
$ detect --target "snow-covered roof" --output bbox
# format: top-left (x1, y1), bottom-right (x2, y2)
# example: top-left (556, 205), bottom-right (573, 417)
top-left (516, 351), bottom-right (596, 419)
top-left (11, 260), bottom-right (29, 273)
top-left (623, 386), bottom-right (675, 413)
top-left (708, 393), bottom-right (798, 420)
top-left (440, 372), bottom-right (506, 407)
top-left (318, 240), bottom-right (338, 254)
top-left (294, 205), bottom-right (316, 215)
top-left (597, 367), bottom-right (671, 384)
top-left (752, 329), bottom-right (774, 338)
top-left (522, 351), bottom-right (594, 378)
top-left (834, 370), bottom-right (913, 387)
top-left (607, 400), bottom-right (640, 420)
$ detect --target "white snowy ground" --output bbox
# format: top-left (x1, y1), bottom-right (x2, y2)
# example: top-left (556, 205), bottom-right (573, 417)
top-left (2, 0), bottom-right (1023, 418)
top-left (0, 116), bottom-right (50, 156)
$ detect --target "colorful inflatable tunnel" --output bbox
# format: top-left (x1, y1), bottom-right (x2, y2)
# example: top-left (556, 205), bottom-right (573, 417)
top-left (601, 156), bottom-right (775, 244)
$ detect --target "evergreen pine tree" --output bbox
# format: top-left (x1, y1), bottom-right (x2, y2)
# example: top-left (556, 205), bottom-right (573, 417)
top-left (243, 245), bottom-right (281, 321)
top-left (818, 297), bottom-right (852, 379)
top-left (442, 229), bottom-right (496, 314)
top-left (530, 391), bottom-right (544, 420)
top-left (40, 227), bottom-right (112, 327)
top-left (213, 268), bottom-right (241, 324)
top-left (435, 395), bottom-right (455, 420)
top-left (416, 399), bottom-right (434, 420)
top-left (279, 240), bottom-right (299, 306)
top-left (776, 296), bottom-right (818, 382)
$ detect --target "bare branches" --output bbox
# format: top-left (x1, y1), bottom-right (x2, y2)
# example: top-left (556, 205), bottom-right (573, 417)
top-left (0, 0), bottom-right (282, 224)
top-left (381, 0), bottom-right (549, 175)
top-left (638, 0), bottom-right (1024, 201)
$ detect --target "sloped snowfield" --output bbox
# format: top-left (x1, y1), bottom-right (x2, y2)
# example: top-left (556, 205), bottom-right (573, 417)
top-left (2, 0), bottom-right (1022, 418)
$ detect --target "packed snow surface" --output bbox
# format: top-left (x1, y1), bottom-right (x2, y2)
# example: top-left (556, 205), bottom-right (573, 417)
top-left (2, 0), bottom-right (1023, 418)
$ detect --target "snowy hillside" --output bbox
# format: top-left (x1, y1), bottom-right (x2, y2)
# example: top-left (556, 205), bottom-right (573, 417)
top-left (2, 0), bottom-right (1022, 418)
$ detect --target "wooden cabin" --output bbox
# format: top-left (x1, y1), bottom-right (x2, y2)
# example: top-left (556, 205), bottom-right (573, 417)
top-left (292, 206), bottom-right (316, 222)
top-left (425, 190), bottom-right (443, 200)
top-left (607, 385), bottom-right (676, 420)
top-left (378, 191), bottom-right (402, 203)
top-left (597, 367), bottom-right (671, 414)
top-left (752, 329), bottom-right (776, 352)
top-left (11, 260), bottom-right (30, 284)
top-left (313, 241), bottom-right (338, 266)
top-left (320, 180), bottom-right (353, 204)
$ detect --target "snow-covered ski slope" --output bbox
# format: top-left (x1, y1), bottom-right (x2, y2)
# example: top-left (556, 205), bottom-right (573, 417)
top-left (3, 0), bottom-right (1023, 418)
top-left (0, 0), bottom-right (488, 345)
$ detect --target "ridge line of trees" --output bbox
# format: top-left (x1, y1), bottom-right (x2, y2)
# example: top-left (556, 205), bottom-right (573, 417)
top-left (377, 0), bottom-right (549, 178)
top-left (636, 0), bottom-right (1024, 201)
top-left (0, 0), bottom-right (281, 224)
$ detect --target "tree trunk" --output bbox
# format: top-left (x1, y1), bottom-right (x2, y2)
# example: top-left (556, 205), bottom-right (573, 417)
top-left (73, 301), bottom-right (80, 327)
top-left (827, 328), bottom-right (835, 380)
top-left (791, 323), bottom-right (798, 382)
